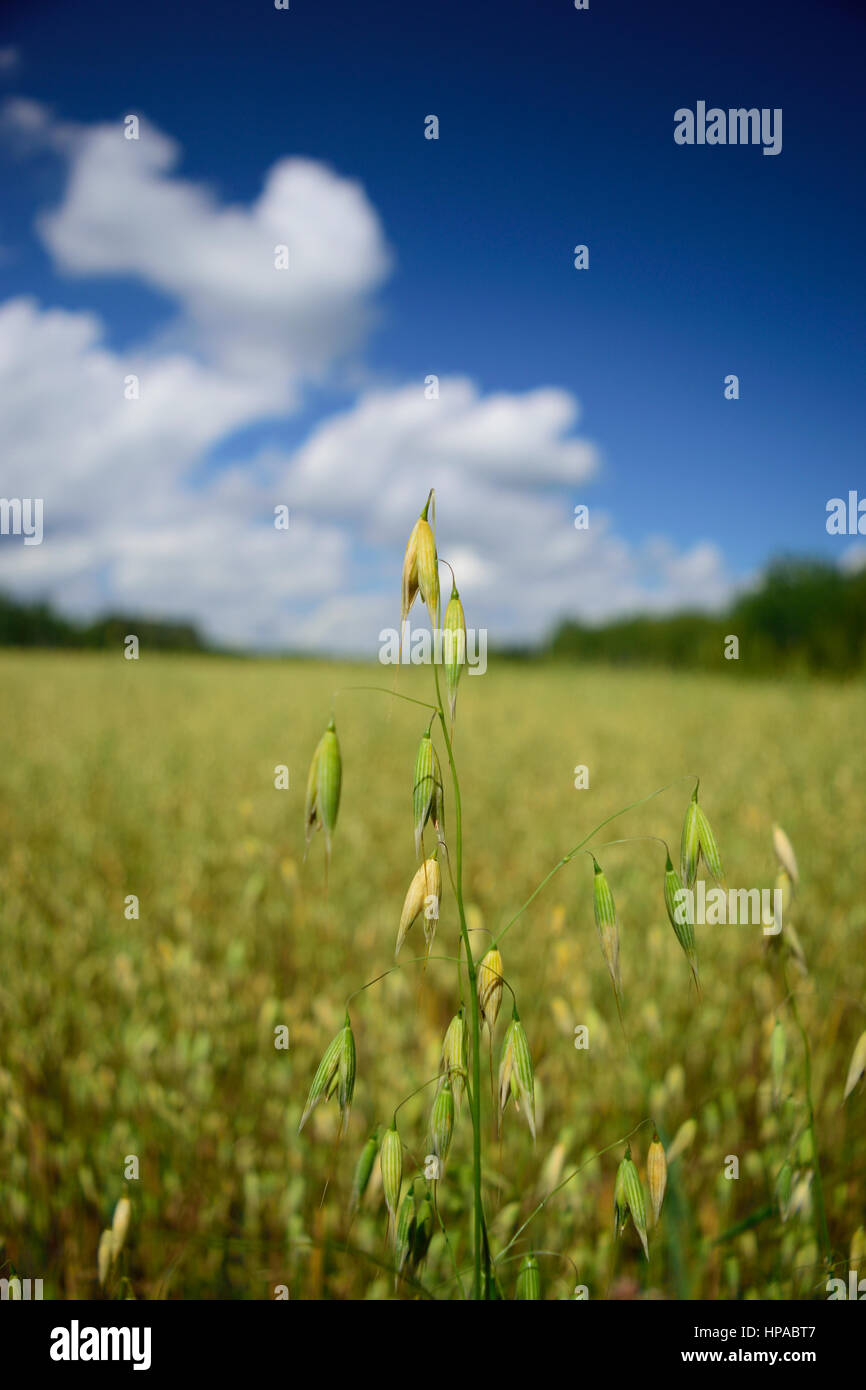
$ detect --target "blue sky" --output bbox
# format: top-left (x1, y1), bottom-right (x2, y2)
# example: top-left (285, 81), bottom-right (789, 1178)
top-left (0, 0), bottom-right (863, 649)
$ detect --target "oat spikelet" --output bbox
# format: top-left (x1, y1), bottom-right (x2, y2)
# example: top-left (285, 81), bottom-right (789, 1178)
top-left (772, 824), bottom-right (799, 885)
top-left (442, 582), bottom-right (466, 726)
top-left (429, 1078), bottom-right (455, 1171)
top-left (400, 489), bottom-right (439, 647)
top-left (663, 850), bottom-right (700, 995)
top-left (380, 1126), bottom-right (403, 1240)
top-left (843, 1029), bottom-right (866, 1101)
top-left (477, 947), bottom-right (504, 1034)
top-left (110, 1196), bottom-right (131, 1262)
top-left (591, 855), bottom-right (622, 1018)
top-left (439, 1008), bottom-right (469, 1110)
top-left (304, 718), bottom-right (342, 876)
top-left (497, 1011), bottom-right (536, 1140)
top-left (681, 783), bottom-right (723, 887)
top-left (647, 1134), bottom-right (667, 1223)
top-left (667, 1116), bottom-right (697, 1163)
top-left (97, 1229), bottom-right (113, 1289)
top-left (412, 729), bottom-right (444, 855)
top-left (350, 1129), bottom-right (380, 1215)
top-left (395, 854), bottom-right (441, 957)
top-left (614, 1146), bottom-right (649, 1258)
top-left (298, 1015), bottom-right (356, 1134)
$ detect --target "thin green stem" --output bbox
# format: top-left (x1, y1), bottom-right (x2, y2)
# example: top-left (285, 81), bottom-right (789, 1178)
top-left (345, 954), bottom-right (462, 1008)
top-left (492, 776), bottom-right (693, 949)
top-left (432, 659), bottom-right (485, 1301)
top-left (493, 1117), bottom-right (652, 1267)
top-left (785, 961), bottom-right (832, 1265)
top-left (333, 685), bottom-right (438, 713)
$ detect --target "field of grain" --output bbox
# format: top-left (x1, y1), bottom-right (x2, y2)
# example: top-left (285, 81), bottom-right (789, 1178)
top-left (0, 651), bottom-right (863, 1299)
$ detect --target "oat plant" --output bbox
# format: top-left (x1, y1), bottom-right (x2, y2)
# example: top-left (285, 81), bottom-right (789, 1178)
top-left (298, 488), bottom-right (728, 1300)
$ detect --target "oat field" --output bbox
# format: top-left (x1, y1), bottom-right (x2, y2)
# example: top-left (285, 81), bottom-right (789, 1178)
top-left (0, 651), bottom-right (864, 1299)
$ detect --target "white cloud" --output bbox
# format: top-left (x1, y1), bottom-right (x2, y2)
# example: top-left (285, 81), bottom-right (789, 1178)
top-left (0, 106), bottom-right (737, 652)
top-left (35, 114), bottom-right (390, 379)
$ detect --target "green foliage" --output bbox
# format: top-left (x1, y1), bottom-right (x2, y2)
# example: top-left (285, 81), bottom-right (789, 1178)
top-left (547, 558), bottom-right (866, 675)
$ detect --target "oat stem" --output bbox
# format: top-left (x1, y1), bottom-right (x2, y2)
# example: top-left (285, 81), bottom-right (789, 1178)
top-left (432, 659), bottom-right (486, 1300)
top-left (493, 776), bottom-right (695, 949)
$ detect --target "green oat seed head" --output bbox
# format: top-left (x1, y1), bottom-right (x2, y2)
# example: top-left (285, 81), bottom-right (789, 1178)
top-left (477, 946), bottom-right (504, 1034)
top-left (515, 1253), bottom-right (541, 1300)
top-left (350, 1128), bottom-right (381, 1214)
top-left (429, 1078), bottom-right (455, 1169)
top-left (395, 1188), bottom-right (416, 1277)
top-left (298, 1015), bottom-right (355, 1135)
top-left (663, 851), bottom-right (700, 995)
top-left (442, 582), bottom-right (467, 726)
top-left (680, 783), bottom-right (723, 887)
top-left (614, 1146), bottom-right (649, 1259)
top-left (412, 728), bottom-right (445, 856)
top-left (591, 856), bottom-right (623, 1019)
top-left (304, 719), bottom-right (342, 874)
top-left (439, 1008), bottom-right (468, 1111)
top-left (411, 1191), bottom-right (434, 1271)
top-left (680, 788), bottom-right (701, 888)
top-left (380, 1125), bottom-right (403, 1235)
top-left (497, 1010), bottom-right (536, 1141)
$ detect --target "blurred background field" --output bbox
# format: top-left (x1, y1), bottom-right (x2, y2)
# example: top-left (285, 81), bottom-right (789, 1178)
top-left (0, 650), bottom-right (864, 1299)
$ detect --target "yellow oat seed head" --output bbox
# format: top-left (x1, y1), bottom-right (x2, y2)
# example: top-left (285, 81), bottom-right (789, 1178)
top-left (395, 853), bottom-right (441, 957)
top-left (647, 1133), bottom-right (667, 1224)
top-left (843, 1029), bottom-right (866, 1102)
top-left (110, 1196), bottom-right (132, 1262)
top-left (667, 1117), bottom-right (698, 1163)
top-left (772, 824), bottom-right (799, 885)
top-left (442, 582), bottom-right (467, 725)
top-left (401, 490), bottom-right (439, 642)
top-left (97, 1229), bottom-right (113, 1289)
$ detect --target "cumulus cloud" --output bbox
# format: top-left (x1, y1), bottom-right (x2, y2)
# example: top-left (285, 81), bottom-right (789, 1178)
top-left (6, 101), bottom-right (390, 380)
top-left (0, 105), bottom-right (736, 652)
